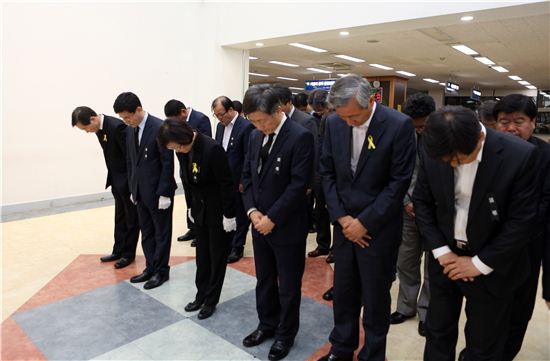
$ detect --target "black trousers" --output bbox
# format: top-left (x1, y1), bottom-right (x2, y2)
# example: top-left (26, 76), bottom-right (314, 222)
top-left (111, 185), bottom-right (139, 259)
top-left (195, 224), bottom-right (231, 306)
top-left (424, 254), bottom-right (513, 361)
top-left (252, 235), bottom-right (306, 343)
top-left (136, 197), bottom-right (173, 276)
top-left (231, 190), bottom-right (250, 250)
top-left (313, 182), bottom-right (331, 251)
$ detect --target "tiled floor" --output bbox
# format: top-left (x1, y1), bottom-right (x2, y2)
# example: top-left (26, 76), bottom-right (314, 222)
top-left (2, 195), bottom-right (549, 360)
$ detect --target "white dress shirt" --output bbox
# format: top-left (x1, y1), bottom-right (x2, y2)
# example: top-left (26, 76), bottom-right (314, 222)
top-left (288, 105), bottom-right (296, 119)
top-left (99, 114), bottom-right (104, 130)
top-left (351, 102), bottom-right (376, 174)
top-left (222, 113), bottom-right (238, 151)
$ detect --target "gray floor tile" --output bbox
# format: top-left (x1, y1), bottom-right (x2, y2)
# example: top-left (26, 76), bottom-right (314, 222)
top-left (92, 343), bottom-right (152, 360)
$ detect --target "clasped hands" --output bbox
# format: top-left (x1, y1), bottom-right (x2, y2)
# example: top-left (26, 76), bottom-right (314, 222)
top-left (338, 216), bottom-right (371, 248)
top-left (250, 210), bottom-right (275, 235)
top-left (438, 252), bottom-right (481, 282)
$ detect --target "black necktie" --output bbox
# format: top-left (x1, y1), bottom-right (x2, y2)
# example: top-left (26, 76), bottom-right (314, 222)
top-left (260, 133), bottom-right (275, 165)
top-left (134, 127), bottom-right (140, 152)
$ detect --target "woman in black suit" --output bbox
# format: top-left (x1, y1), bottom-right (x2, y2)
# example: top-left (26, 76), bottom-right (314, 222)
top-left (158, 119), bottom-right (237, 320)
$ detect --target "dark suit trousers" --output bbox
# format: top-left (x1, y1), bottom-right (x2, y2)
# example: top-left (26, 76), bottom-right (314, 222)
top-left (136, 197), bottom-right (173, 276)
top-left (424, 254), bottom-right (513, 361)
top-left (252, 234), bottom-right (306, 343)
top-left (194, 224), bottom-right (231, 306)
top-left (313, 181), bottom-right (331, 251)
top-left (329, 226), bottom-right (393, 361)
top-left (111, 185), bottom-right (139, 259)
top-left (231, 190), bottom-right (250, 249)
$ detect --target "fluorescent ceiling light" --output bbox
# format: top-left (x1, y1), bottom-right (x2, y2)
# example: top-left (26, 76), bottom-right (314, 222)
top-left (276, 76), bottom-right (298, 81)
top-left (369, 63), bottom-right (394, 70)
top-left (288, 43), bottom-right (327, 53)
top-left (269, 60), bottom-right (299, 67)
top-left (451, 44), bottom-right (478, 55)
top-left (526, 85), bottom-right (537, 90)
top-left (439, 82), bottom-right (446, 86)
top-left (339, 31), bottom-right (350, 36)
top-left (423, 78), bottom-right (439, 83)
top-left (491, 66), bottom-right (509, 73)
top-left (396, 70), bottom-right (416, 77)
top-left (249, 56), bottom-right (258, 60)
top-left (255, 42), bottom-right (264, 47)
top-left (307, 67), bottom-right (332, 74)
top-left (289, 86), bottom-right (303, 90)
top-left (335, 54), bottom-right (365, 63)
top-left (461, 16), bottom-right (474, 21)
top-left (518, 80), bottom-right (531, 85)
top-left (249, 72), bottom-right (269, 77)
top-left (474, 57), bottom-right (495, 65)
top-left (337, 73), bottom-right (348, 77)
top-left (508, 75), bottom-right (522, 81)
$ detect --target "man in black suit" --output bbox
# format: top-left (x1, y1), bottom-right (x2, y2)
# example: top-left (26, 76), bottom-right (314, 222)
top-left (114, 92), bottom-right (177, 290)
top-left (241, 84), bottom-right (314, 361)
top-left (71, 106), bottom-right (139, 269)
top-left (212, 96), bottom-right (254, 263)
top-left (158, 119), bottom-right (236, 319)
top-left (413, 105), bottom-right (538, 361)
top-left (164, 99), bottom-right (212, 244)
top-left (318, 75), bottom-right (415, 361)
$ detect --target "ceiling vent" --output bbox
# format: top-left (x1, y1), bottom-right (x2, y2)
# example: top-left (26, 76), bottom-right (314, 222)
top-left (316, 62), bottom-right (353, 71)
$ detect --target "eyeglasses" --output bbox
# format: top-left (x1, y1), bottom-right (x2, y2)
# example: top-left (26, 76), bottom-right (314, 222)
top-left (497, 119), bottom-right (529, 127)
top-left (213, 110), bottom-right (227, 119)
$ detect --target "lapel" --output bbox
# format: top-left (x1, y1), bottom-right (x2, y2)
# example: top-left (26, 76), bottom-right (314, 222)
top-left (340, 122), bottom-right (354, 180)
top-left (259, 119), bottom-right (290, 183)
top-left (137, 116), bottom-right (154, 163)
top-left (439, 163), bottom-right (455, 217)
top-left (215, 123), bottom-right (224, 144)
top-left (353, 106), bottom-right (387, 182)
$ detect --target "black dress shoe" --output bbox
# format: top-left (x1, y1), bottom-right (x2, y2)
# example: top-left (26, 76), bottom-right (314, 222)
top-left (227, 247), bottom-right (244, 263)
top-left (308, 247), bottom-right (330, 257)
top-left (322, 287), bottom-right (334, 301)
top-left (177, 230), bottom-right (196, 242)
top-left (100, 254), bottom-right (121, 262)
top-left (317, 353), bottom-right (353, 361)
top-left (185, 299), bottom-right (203, 312)
top-left (418, 321), bottom-right (426, 337)
top-left (114, 257), bottom-right (134, 269)
top-left (190, 239), bottom-right (197, 247)
top-left (325, 251), bottom-right (334, 263)
top-left (268, 340), bottom-right (294, 361)
top-left (390, 311), bottom-right (415, 324)
top-left (143, 273), bottom-right (169, 289)
top-left (197, 305), bottom-right (216, 320)
top-left (458, 348), bottom-right (466, 361)
top-left (243, 329), bottom-right (274, 347)
top-left (130, 271), bottom-right (152, 283)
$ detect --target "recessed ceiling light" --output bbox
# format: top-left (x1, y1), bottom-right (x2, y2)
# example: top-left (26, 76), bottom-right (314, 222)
top-left (249, 72), bottom-right (269, 77)
top-left (508, 75), bottom-right (522, 81)
top-left (276, 76), bottom-right (299, 81)
top-left (451, 44), bottom-right (478, 55)
top-left (518, 80), bottom-right (531, 85)
top-left (288, 43), bottom-right (327, 53)
top-left (474, 57), bottom-right (495, 65)
top-left (335, 54), bottom-right (365, 63)
top-left (461, 16), bottom-right (474, 21)
top-left (269, 60), bottom-right (299, 67)
top-left (396, 70), bottom-right (416, 77)
top-left (339, 31), bottom-right (350, 36)
top-left (526, 85), bottom-right (537, 90)
top-left (369, 63), bottom-right (394, 70)
top-left (249, 56), bottom-right (258, 60)
top-left (289, 86), bottom-right (303, 90)
top-left (255, 42), bottom-right (264, 47)
top-left (423, 78), bottom-right (439, 83)
top-left (307, 67), bottom-right (332, 74)
top-left (491, 66), bottom-right (509, 73)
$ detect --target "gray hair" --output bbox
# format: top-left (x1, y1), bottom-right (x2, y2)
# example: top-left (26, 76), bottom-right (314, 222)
top-left (328, 74), bottom-right (372, 109)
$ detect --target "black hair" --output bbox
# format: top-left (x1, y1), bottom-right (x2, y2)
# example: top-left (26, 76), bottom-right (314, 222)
top-left (422, 105), bottom-right (481, 160)
top-left (71, 106), bottom-right (97, 126)
top-left (212, 96), bottom-right (233, 111)
top-left (164, 99), bottom-right (186, 117)
top-left (493, 94), bottom-right (537, 120)
top-left (308, 89), bottom-right (329, 108)
top-left (113, 92), bottom-right (142, 113)
top-left (157, 118), bottom-right (195, 148)
top-left (242, 84), bottom-right (281, 116)
top-left (292, 92), bottom-right (308, 109)
top-left (232, 100), bottom-right (243, 114)
top-left (272, 84), bottom-right (293, 105)
top-left (403, 93), bottom-right (436, 119)
top-left (477, 100), bottom-right (497, 122)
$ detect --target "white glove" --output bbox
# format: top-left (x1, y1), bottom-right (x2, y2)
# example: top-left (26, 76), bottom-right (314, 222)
top-left (130, 194), bottom-right (136, 205)
top-left (158, 196), bottom-right (171, 210)
top-left (188, 208), bottom-right (194, 223)
top-left (223, 216), bottom-right (237, 233)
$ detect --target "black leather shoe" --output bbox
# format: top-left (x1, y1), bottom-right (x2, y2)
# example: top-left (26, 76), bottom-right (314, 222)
top-left (143, 273), bottom-right (169, 289)
top-left (317, 353), bottom-right (353, 361)
top-left (197, 305), bottom-right (216, 320)
top-left (227, 247), bottom-right (244, 263)
top-left (114, 257), bottom-right (134, 269)
top-left (100, 254), bottom-right (121, 262)
top-left (130, 271), bottom-right (151, 283)
top-left (325, 251), bottom-right (334, 263)
top-left (185, 299), bottom-right (203, 312)
top-left (177, 230), bottom-right (196, 242)
top-left (458, 348), bottom-right (466, 361)
top-left (268, 340), bottom-right (293, 361)
top-left (390, 311), bottom-right (415, 324)
top-left (418, 321), bottom-right (426, 337)
top-left (190, 239), bottom-right (197, 247)
top-left (322, 287), bottom-right (333, 301)
top-left (308, 247), bottom-right (330, 257)
top-left (243, 329), bottom-right (274, 347)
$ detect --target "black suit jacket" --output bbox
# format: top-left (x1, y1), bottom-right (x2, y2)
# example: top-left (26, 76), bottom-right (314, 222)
top-left (290, 108), bottom-right (319, 187)
top-left (214, 115), bottom-right (255, 188)
top-left (126, 114), bottom-right (177, 207)
top-left (96, 115), bottom-right (129, 190)
top-left (180, 133), bottom-right (236, 226)
top-left (413, 129), bottom-right (538, 296)
top-left (320, 104), bottom-right (416, 255)
top-left (242, 118), bottom-right (314, 245)
top-left (187, 109), bottom-right (212, 138)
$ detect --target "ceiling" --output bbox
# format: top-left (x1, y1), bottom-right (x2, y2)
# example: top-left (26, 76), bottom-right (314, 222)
top-left (239, 2), bottom-right (549, 94)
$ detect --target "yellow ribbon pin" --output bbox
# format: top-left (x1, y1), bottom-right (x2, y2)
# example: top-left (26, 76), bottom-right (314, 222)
top-left (367, 135), bottom-right (376, 150)
top-left (192, 162), bottom-right (199, 174)
top-left (103, 134), bottom-right (107, 142)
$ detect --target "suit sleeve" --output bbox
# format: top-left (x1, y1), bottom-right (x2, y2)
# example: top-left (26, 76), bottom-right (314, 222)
top-left (156, 134), bottom-right (176, 198)
top-left (239, 124), bottom-right (254, 185)
top-left (115, 123), bottom-right (128, 158)
top-left (266, 131), bottom-right (313, 225)
top-left (241, 132), bottom-right (256, 213)
top-left (199, 115), bottom-right (212, 138)
top-left (210, 145), bottom-right (236, 218)
top-left (356, 119), bottom-right (416, 235)
top-left (304, 117), bottom-right (319, 189)
top-left (543, 162), bottom-right (550, 301)
top-left (126, 128), bottom-right (134, 192)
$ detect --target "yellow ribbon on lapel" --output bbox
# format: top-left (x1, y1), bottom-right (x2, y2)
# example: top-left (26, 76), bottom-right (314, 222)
top-left (367, 135), bottom-right (376, 150)
top-left (103, 134), bottom-right (107, 142)
top-left (192, 162), bottom-right (199, 174)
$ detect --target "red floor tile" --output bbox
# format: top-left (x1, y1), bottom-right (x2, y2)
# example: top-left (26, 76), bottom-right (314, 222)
top-left (1, 317), bottom-right (46, 361)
